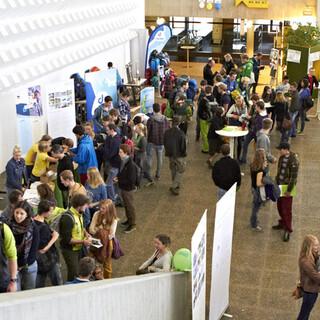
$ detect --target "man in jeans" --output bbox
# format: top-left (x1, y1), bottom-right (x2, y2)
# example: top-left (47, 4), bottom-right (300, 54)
top-left (145, 103), bottom-right (169, 185)
top-left (163, 116), bottom-right (187, 195)
top-left (273, 142), bottom-right (299, 242)
top-left (103, 124), bottom-right (121, 202)
top-left (212, 144), bottom-right (241, 200)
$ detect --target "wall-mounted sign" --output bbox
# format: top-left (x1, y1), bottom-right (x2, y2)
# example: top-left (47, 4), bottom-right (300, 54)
top-left (235, 0), bottom-right (269, 8)
top-left (287, 49), bottom-right (301, 64)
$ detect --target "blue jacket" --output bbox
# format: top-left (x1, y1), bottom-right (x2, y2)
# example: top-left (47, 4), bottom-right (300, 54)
top-left (299, 88), bottom-right (311, 106)
top-left (72, 135), bottom-right (98, 174)
top-left (6, 158), bottom-right (26, 190)
top-left (85, 183), bottom-right (107, 203)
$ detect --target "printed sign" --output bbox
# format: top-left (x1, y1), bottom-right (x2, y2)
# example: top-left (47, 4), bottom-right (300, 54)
top-left (235, 0), bottom-right (269, 8)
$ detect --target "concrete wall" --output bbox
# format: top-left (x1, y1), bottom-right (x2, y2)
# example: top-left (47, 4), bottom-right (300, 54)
top-left (0, 272), bottom-right (191, 320)
top-left (146, 0), bottom-right (316, 20)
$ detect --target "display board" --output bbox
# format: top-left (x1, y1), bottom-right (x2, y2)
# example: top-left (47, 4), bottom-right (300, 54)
top-left (46, 80), bottom-right (76, 140)
top-left (85, 69), bottom-right (117, 120)
top-left (209, 183), bottom-right (237, 320)
top-left (140, 87), bottom-right (155, 115)
top-left (191, 210), bottom-right (207, 320)
top-left (15, 85), bottom-right (45, 154)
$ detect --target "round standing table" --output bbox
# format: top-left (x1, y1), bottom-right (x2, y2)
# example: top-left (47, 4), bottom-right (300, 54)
top-left (215, 126), bottom-right (249, 159)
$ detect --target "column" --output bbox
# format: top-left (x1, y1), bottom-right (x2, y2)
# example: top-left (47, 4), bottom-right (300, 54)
top-left (246, 20), bottom-right (254, 57)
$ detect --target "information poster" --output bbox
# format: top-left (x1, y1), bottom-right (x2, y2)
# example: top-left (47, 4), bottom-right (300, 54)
top-left (192, 210), bottom-right (207, 320)
top-left (140, 87), bottom-right (155, 115)
top-left (46, 80), bottom-right (76, 140)
top-left (287, 49), bottom-right (301, 64)
top-left (209, 184), bottom-right (237, 320)
top-left (16, 85), bottom-right (44, 154)
top-left (85, 69), bottom-right (117, 120)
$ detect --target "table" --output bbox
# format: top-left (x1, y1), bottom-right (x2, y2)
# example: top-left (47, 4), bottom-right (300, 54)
top-left (215, 126), bottom-right (249, 158)
top-left (180, 45), bottom-right (196, 71)
top-left (123, 78), bottom-right (147, 106)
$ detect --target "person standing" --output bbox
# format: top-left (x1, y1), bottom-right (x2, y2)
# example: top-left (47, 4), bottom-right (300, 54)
top-left (288, 82), bottom-right (300, 138)
top-left (298, 79), bottom-right (311, 134)
top-left (212, 144), bottom-right (241, 200)
top-left (92, 96), bottom-right (113, 133)
top-left (34, 200), bottom-right (62, 287)
top-left (251, 52), bottom-right (263, 94)
top-left (5, 146), bottom-right (27, 195)
top-left (145, 103), bottom-right (169, 184)
top-left (163, 116), bottom-right (187, 196)
top-left (203, 58), bottom-right (216, 86)
top-left (195, 79), bottom-right (208, 142)
top-left (71, 125), bottom-right (98, 185)
top-left (118, 90), bottom-right (131, 122)
top-left (256, 118), bottom-right (276, 165)
top-left (296, 235), bottom-right (320, 320)
top-left (273, 142), bottom-right (299, 242)
top-left (0, 221), bottom-right (18, 293)
top-left (117, 144), bottom-right (137, 234)
top-left (59, 194), bottom-right (92, 281)
top-left (250, 149), bottom-right (267, 231)
top-left (172, 94), bottom-right (192, 135)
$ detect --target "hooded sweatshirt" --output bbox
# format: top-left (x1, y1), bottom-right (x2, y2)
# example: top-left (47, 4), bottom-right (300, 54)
top-left (147, 113), bottom-right (169, 146)
top-left (256, 130), bottom-right (274, 163)
top-left (251, 110), bottom-right (268, 134)
top-left (72, 134), bottom-right (98, 174)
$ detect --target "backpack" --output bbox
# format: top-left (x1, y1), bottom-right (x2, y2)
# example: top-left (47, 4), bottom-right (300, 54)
top-left (303, 96), bottom-right (314, 109)
top-left (51, 210), bottom-right (75, 234)
top-left (161, 70), bottom-right (176, 99)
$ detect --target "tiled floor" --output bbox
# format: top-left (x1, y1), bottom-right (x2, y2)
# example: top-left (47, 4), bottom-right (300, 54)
top-left (1, 61), bottom-right (319, 319)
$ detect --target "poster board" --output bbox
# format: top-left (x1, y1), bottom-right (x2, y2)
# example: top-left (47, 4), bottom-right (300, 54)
top-left (287, 49), bottom-right (301, 63)
top-left (191, 210), bottom-right (207, 320)
top-left (85, 69), bottom-right (117, 120)
top-left (46, 80), bottom-right (76, 140)
top-left (140, 87), bottom-right (155, 114)
top-left (209, 183), bottom-right (237, 320)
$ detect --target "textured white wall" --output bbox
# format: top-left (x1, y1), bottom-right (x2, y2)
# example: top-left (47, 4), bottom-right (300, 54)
top-left (0, 0), bottom-right (145, 172)
top-left (0, 272), bottom-right (191, 320)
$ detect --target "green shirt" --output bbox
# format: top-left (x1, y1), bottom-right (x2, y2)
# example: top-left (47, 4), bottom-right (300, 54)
top-left (3, 223), bottom-right (17, 260)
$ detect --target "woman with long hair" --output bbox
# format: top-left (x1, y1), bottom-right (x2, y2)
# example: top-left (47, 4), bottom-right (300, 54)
top-left (297, 235), bottom-right (320, 320)
top-left (9, 201), bottom-right (39, 290)
top-left (250, 149), bottom-right (267, 231)
top-left (37, 183), bottom-right (56, 205)
top-left (273, 91), bottom-right (290, 145)
top-left (89, 199), bottom-right (118, 278)
top-left (85, 167), bottom-right (107, 217)
top-left (133, 123), bottom-right (147, 176)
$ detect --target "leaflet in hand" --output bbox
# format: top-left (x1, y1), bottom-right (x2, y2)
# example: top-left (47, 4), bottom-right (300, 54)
top-left (90, 238), bottom-right (103, 248)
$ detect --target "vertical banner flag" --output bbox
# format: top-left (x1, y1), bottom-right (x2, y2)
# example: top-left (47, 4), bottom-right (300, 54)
top-left (192, 210), bottom-right (207, 320)
top-left (46, 80), bottom-right (76, 140)
top-left (145, 24), bottom-right (172, 70)
top-left (209, 183), bottom-right (237, 320)
top-left (140, 87), bottom-right (155, 115)
top-left (85, 69), bottom-right (117, 120)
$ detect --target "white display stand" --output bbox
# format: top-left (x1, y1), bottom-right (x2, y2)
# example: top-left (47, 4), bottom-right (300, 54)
top-left (209, 183), bottom-right (237, 320)
top-left (191, 210), bottom-right (207, 320)
top-left (215, 126), bottom-right (248, 158)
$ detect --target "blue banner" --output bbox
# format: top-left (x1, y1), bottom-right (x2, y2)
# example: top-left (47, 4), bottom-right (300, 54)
top-left (140, 87), bottom-right (155, 115)
top-left (145, 24), bottom-right (172, 70)
top-left (85, 69), bottom-right (118, 120)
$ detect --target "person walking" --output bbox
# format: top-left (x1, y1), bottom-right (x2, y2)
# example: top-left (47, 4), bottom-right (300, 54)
top-left (296, 234), bottom-right (320, 320)
top-left (145, 103), bottom-right (169, 184)
top-left (212, 144), bottom-right (241, 200)
top-left (273, 142), bottom-right (299, 242)
top-left (298, 79), bottom-right (311, 135)
top-left (288, 82), bottom-right (300, 138)
top-left (203, 57), bottom-right (216, 86)
top-left (117, 144), bottom-right (137, 234)
top-left (251, 52), bottom-right (263, 94)
top-left (250, 149), bottom-right (267, 231)
top-left (163, 116), bottom-right (187, 196)
top-left (256, 118), bottom-right (276, 165)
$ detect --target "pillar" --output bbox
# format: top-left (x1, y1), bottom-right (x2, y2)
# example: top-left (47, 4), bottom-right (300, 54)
top-left (246, 20), bottom-right (254, 57)
top-left (317, 0), bottom-right (320, 28)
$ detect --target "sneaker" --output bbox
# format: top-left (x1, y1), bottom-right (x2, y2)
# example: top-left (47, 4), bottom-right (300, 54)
top-left (283, 231), bottom-right (290, 242)
top-left (169, 187), bottom-right (179, 195)
top-left (305, 117), bottom-right (310, 122)
top-left (252, 226), bottom-right (263, 232)
top-left (154, 175), bottom-right (160, 181)
top-left (272, 224), bottom-right (283, 230)
top-left (144, 181), bottom-right (155, 187)
top-left (201, 150), bottom-right (208, 154)
top-left (124, 225), bottom-right (136, 234)
top-left (297, 131), bottom-right (304, 135)
top-left (121, 220), bottom-right (129, 226)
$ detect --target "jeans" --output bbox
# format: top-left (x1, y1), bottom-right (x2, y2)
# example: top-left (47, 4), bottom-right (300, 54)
top-left (36, 262), bottom-right (63, 287)
top-left (289, 111), bottom-right (299, 136)
top-left (277, 196), bottom-right (293, 232)
top-left (217, 188), bottom-right (227, 201)
top-left (145, 143), bottom-right (164, 180)
top-left (17, 260), bottom-right (38, 291)
top-left (106, 167), bottom-right (119, 202)
top-left (240, 131), bottom-right (256, 163)
top-left (298, 106), bottom-right (306, 132)
top-left (250, 188), bottom-right (262, 228)
top-left (297, 291), bottom-right (318, 320)
top-left (169, 157), bottom-right (186, 189)
top-left (280, 127), bottom-right (289, 144)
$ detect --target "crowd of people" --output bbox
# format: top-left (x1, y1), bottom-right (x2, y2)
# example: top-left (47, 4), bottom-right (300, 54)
top-left (0, 52), bottom-right (319, 319)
